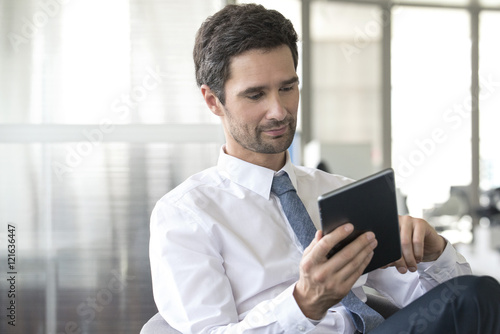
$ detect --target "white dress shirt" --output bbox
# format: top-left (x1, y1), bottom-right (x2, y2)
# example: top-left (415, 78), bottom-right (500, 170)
top-left (150, 147), bottom-right (472, 334)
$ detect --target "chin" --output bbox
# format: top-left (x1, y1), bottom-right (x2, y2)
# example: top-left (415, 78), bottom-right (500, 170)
top-left (256, 140), bottom-right (293, 155)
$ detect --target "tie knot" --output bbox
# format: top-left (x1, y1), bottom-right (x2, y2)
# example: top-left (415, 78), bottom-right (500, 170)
top-left (271, 173), bottom-right (296, 196)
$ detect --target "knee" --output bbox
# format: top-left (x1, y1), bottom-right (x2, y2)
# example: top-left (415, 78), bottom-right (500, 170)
top-left (461, 275), bottom-right (498, 295)
top-left (445, 275), bottom-right (500, 306)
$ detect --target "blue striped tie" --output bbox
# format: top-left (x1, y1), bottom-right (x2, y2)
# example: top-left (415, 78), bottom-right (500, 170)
top-left (271, 172), bottom-right (384, 333)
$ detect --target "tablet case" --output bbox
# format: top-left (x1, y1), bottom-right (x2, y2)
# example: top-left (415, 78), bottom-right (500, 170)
top-left (318, 168), bottom-right (402, 274)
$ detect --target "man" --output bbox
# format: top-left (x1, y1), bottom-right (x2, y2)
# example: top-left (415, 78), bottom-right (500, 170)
top-left (150, 4), bottom-right (500, 333)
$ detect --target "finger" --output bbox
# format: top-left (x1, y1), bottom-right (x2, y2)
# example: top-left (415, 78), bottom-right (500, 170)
top-left (382, 257), bottom-right (400, 269)
top-left (381, 260), bottom-right (397, 269)
top-left (399, 216), bottom-right (418, 273)
top-left (334, 231), bottom-right (377, 280)
top-left (412, 220), bottom-right (426, 264)
top-left (335, 249), bottom-right (375, 290)
top-left (382, 260), bottom-right (397, 270)
top-left (302, 231), bottom-right (377, 298)
top-left (300, 225), bottom-right (356, 284)
top-left (312, 223), bottom-right (355, 261)
top-left (313, 233), bottom-right (376, 295)
top-left (391, 257), bottom-right (409, 274)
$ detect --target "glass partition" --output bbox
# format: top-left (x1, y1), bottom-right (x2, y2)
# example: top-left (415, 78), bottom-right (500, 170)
top-left (391, 6), bottom-right (472, 242)
top-left (307, 1), bottom-right (383, 180)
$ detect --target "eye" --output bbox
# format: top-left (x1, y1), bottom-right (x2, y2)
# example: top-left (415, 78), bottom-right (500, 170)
top-left (280, 84), bottom-right (295, 93)
top-left (247, 92), bottom-right (264, 101)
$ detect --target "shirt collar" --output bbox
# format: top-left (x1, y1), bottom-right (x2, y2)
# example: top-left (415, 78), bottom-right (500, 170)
top-left (217, 146), bottom-right (297, 200)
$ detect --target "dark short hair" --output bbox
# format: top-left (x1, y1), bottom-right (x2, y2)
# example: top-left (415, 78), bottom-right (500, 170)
top-left (193, 4), bottom-right (299, 105)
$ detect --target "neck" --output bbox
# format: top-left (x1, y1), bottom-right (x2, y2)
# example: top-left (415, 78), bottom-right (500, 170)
top-left (251, 152), bottom-right (287, 171)
top-left (223, 145), bottom-right (287, 171)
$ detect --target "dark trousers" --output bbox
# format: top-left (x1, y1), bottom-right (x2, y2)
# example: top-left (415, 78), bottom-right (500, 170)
top-left (371, 275), bottom-right (500, 334)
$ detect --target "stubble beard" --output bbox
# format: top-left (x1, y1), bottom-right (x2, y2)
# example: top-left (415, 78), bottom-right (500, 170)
top-left (229, 117), bottom-right (297, 154)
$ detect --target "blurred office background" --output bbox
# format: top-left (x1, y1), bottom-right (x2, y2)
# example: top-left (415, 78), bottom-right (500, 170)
top-left (1, 0), bottom-right (499, 333)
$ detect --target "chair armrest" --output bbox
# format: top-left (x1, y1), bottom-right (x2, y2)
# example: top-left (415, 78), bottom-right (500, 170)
top-left (141, 294), bottom-right (400, 333)
top-left (140, 313), bottom-right (181, 334)
top-left (365, 293), bottom-right (400, 319)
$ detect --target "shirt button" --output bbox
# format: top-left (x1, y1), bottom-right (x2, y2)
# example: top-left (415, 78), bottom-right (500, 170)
top-left (297, 325), bottom-right (306, 332)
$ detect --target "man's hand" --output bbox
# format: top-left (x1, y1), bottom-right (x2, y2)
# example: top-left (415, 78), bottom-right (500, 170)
top-left (293, 224), bottom-right (377, 320)
top-left (390, 215), bottom-right (446, 274)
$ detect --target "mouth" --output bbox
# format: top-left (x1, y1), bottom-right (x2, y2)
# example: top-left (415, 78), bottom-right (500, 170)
top-left (263, 125), bottom-right (288, 137)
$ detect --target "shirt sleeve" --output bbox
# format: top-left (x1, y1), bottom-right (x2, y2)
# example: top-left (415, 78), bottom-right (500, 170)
top-left (150, 200), bottom-right (318, 334)
top-left (365, 241), bottom-right (472, 308)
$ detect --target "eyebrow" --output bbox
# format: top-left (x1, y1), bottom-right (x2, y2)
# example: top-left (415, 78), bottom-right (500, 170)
top-left (237, 76), bottom-right (299, 97)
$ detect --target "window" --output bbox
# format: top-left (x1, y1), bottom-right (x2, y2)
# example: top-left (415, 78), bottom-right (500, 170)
top-left (0, 1), bottom-right (224, 332)
top-left (392, 7), bottom-right (471, 223)
top-left (306, 1), bottom-right (383, 179)
top-left (479, 11), bottom-right (500, 191)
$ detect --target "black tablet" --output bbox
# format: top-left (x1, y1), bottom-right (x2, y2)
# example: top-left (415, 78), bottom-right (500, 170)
top-left (318, 168), bottom-right (401, 274)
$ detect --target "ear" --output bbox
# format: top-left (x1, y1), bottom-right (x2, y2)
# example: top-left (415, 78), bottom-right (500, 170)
top-left (201, 84), bottom-right (224, 117)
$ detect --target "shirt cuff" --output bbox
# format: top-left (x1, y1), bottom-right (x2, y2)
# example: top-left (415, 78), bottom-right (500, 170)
top-left (273, 284), bottom-right (319, 333)
top-left (417, 240), bottom-right (470, 282)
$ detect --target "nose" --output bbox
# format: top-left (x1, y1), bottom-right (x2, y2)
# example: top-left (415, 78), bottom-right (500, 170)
top-left (265, 93), bottom-right (287, 121)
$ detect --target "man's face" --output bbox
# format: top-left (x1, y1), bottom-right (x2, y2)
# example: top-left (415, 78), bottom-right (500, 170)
top-left (217, 45), bottom-right (299, 163)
